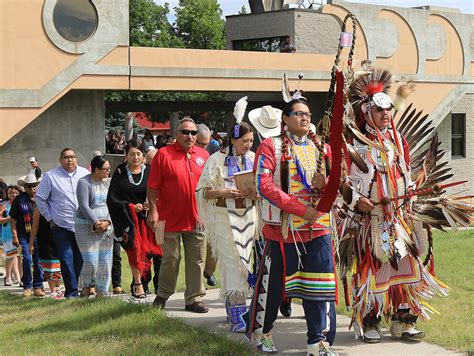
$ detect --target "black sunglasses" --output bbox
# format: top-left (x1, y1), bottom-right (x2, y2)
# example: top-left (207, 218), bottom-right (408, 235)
top-left (375, 106), bottom-right (392, 112)
top-left (180, 129), bottom-right (198, 136)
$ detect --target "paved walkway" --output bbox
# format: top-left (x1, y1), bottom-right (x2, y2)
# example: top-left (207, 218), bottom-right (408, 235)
top-left (0, 272), bottom-right (463, 356)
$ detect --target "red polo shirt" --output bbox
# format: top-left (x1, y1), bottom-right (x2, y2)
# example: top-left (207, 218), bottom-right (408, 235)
top-left (148, 142), bottom-right (209, 232)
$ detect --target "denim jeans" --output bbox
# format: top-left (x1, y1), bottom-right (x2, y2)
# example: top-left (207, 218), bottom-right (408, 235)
top-left (52, 226), bottom-right (83, 297)
top-left (18, 234), bottom-right (44, 289)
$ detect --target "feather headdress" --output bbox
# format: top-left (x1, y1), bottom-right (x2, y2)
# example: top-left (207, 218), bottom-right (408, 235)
top-left (349, 68), bottom-right (393, 124)
top-left (232, 96), bottom-right (248, 137)
top-left (233, 96), bottom-right (248, 124)
top-left (281, 73), bottom-right (306, 103)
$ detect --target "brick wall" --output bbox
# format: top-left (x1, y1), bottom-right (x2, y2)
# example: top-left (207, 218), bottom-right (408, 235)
top-left (293, 11), bottom-right (340, 54)
top-left (226, 9), bottom-right (340, 54)
top-left (226, 11), bottom-right (296, 49)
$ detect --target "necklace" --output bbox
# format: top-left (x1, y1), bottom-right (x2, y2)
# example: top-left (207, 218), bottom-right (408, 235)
top-left (287, 131), bottom-right (308, 145)
top-left (126, 164), bottom-right (145, 186)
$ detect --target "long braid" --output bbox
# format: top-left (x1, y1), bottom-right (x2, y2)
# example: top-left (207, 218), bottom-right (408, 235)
top-left (228, 124), bottom-right (236, 157)
top-left (280, 121), bottom-right (290, 194)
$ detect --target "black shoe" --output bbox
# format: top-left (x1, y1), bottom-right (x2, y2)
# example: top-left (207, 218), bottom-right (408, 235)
top-left (153, 295), bottom-right (167, 310)
top-left (185, 301), bottom-right (209, 313)
top-left (279, 301), bottom-right (292, 318)
top-left (203, 272), bottom-right (217, 286)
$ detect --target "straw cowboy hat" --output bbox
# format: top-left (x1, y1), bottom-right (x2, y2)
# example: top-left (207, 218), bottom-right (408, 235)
top-left (17, 173), bottom-right (41, 187)
top-left (248, 105), bottom-right (283, 139)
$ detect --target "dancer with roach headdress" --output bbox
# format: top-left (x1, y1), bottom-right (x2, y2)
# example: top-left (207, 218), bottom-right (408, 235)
top-left (338, 61), bottom-right (474, 343)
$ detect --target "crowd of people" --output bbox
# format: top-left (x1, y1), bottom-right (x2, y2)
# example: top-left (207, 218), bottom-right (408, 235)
top-left (0, 65), bottom-right (469, 355)
top-left (105, 128), bottom-right (224, 155)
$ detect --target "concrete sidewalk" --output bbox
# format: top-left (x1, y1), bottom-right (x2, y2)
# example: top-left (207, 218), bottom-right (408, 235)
top-left (154, 288), bottom-right (463, 356)
top-left (0, 272), bottom-right (463, 355)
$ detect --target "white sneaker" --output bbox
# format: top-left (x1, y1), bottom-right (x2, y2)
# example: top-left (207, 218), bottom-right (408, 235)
top-left (307, 341), bottom-right (337, 356)
top-left (255, 332), bottom-right (277, 354)
top-left (390, 320), bottom-right (425, 340)
top-left (362, 326), bottom-right (381, 343)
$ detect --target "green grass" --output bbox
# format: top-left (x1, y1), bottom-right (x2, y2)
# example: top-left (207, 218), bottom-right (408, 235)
top-left (0, 291), bottom-right (253, 355)
top-left (417, 229), bottom-right (474, 353)
top-left (0, 247), bottom-right (234, 355)
top-left (334, 229), bottom-right (473, 353)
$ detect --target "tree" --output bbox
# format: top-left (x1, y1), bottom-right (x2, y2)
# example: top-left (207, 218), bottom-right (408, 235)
top-left (106, 0), bottom-right (227, 129)
top-left (129, 0), bottom-right (183, 48)
top-left (239, 5), bottom-right (248, 14)
top-left (174, 0), bottom-right (226, 49)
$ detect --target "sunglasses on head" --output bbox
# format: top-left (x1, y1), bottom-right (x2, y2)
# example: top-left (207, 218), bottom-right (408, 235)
top-left (375, 106), bottom-right (392, 112)
top-left (180, 129), bottom-right (198, 136)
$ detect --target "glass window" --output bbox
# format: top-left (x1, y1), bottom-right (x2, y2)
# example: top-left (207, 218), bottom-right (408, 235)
top-left (53, 0), bottom-right (98, 42)
top-left (232, 36), bottom-right (284, 52)
top-left (451, 113), bottom-right (466, 158)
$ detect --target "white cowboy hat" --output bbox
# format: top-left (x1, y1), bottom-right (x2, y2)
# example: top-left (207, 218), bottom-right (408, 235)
top-left (248, 105), bottom-right (282, 139)
top-left (17, 174), bottom-right (41, 187)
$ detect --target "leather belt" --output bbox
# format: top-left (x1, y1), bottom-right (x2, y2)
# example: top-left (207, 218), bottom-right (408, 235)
top-left (216, 197), bottom-right (254, 209)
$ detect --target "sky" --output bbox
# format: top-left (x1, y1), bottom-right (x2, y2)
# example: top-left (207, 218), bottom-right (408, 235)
top-left (157, 0), bottom-right (473, 20)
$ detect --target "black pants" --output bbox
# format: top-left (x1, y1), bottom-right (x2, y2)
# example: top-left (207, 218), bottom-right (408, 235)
top-left (254, 237), bottom-right (337, 345)
top-left (112, 240), bottom-right (122, 288)
top-left (141, 254), bottom-right (162, 293)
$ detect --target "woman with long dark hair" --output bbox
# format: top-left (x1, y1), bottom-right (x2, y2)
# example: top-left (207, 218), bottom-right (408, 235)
top-left (0, 185), bottom-right (22, 286)
top-left (196, 99), bottom-right (258, 332)
top-left (75, 155), bottom-right (113, 297)
top-left (107, 140), bottom-right (162, 298)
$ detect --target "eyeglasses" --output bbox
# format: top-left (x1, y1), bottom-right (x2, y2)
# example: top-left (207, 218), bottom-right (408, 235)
top-left (180, 129), bottom-right (198, 136)
top-left (100, 167), bottom-right (111, 172)
top-left (287, 111), bottom-right (312, 118)
top-left (62, 155), bottom-right (77, 160)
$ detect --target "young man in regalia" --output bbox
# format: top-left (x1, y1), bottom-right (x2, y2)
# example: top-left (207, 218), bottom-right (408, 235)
top-left (246, 97), bottom-right (337, 356)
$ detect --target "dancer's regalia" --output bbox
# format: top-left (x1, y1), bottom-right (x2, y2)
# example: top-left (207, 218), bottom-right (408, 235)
top-left (338, 66), bottom-right (474, 342)
top-left (196, 97), bottom-right (258, 332)
top-left (246, 97), bottom-right (338, 355)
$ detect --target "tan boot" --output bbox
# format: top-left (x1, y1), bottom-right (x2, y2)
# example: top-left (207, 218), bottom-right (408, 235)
top-left (34, 288), bottom-right (46, 297)
top-left (112, 286), bottom-right (124, 294)
top-left (23, 289), bottom-right (32, 297)
top-left (80, 287), bottom-right (91, 298)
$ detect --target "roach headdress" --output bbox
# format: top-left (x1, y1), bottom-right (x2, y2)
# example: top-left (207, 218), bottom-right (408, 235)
top-left (349, 68), bottom-right (393, 127)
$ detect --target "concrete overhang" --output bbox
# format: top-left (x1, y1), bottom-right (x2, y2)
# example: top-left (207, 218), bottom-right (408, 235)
top-left (1, 0), bottom-right (473, 147)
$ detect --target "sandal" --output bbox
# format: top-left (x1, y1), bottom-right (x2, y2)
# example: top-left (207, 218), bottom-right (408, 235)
top-left (131, 282), bottom-right (147, 299)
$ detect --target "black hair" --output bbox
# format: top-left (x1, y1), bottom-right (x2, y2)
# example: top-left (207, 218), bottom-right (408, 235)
top-left (125, 139), bottom-right (140, 154)
top-left (59, 147), bottom-right (75, 159)
top-left (227, 122), bottom-right (254, 157)
top-left (282, 98), bottom-right (309, 116)
top-left (90, 155), bottom-right (108, 173)
top-left (143, 129), bottom-right (153, 138)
